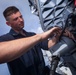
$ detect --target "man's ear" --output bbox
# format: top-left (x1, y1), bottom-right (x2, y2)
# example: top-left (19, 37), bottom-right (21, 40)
top-left (6, 21), bottom-right (11, 26)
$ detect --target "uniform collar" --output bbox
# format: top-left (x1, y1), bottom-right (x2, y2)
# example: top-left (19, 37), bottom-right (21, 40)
top-left (9, 29), bottom-right (26, 36)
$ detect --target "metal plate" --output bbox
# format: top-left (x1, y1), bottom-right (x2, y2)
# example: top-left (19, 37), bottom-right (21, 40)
top-left (28, 0), bottom-right (74, 31)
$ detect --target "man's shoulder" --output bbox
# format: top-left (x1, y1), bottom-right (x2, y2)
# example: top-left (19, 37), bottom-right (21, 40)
top-left (0, 33), bottom-right (14, 42)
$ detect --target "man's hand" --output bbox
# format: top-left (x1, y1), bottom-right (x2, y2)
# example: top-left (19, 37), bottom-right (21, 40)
top-left (46, 27), bottom-right (61, 48)
top-left (63, 29), bottom-right (75, 40)
top-left (40, 27), bottom-right (61, 41)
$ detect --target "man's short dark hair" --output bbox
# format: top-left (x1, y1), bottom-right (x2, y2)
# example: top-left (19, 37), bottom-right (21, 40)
top-left (3, 6), bottom-right (19, 20)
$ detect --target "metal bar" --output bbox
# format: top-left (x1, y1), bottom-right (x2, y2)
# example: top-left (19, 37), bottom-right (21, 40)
top-left (36, 0), bottom-right (46, 31)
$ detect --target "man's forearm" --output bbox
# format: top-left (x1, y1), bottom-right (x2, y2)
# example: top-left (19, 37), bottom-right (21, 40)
top-left (0, 34), bottom-right (41, 63)
top-left (0, 27), bottom-right (60, 63)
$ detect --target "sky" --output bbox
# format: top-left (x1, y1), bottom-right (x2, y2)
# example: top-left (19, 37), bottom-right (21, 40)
top-left (0, 0), bottom-right (43, 75)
